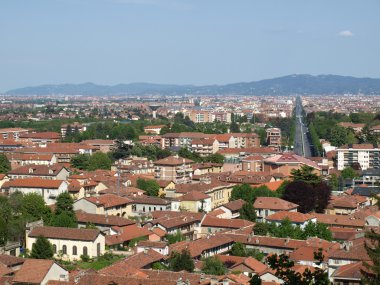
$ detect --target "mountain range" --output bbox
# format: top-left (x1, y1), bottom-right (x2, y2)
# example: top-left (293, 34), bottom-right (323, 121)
top-left (4, 74), bottom-right (380, 96)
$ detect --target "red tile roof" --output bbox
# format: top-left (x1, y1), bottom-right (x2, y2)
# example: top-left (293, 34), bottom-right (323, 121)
top-left (266, 211), bottom-right (315, 223)
top-left (2, 178), bottom-right (65, 189)
top-left (154, 156), bottom-right (194, 165)
top-left (12, 259), bottom-right (57, 284)
top-left (202, 215), bottom-right (254, 229)
top-left (86, 194), bottom-right (132, 208)
top-left (76, 211), bottom-right (135, 227)
top-left (254, 197), bottom-right (298, 211)
top-left (29, 226), bottom-right (101, 241)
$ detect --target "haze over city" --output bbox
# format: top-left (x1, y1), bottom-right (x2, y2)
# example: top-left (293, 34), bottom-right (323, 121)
top-left (1, 0), bottom-right (380, 91)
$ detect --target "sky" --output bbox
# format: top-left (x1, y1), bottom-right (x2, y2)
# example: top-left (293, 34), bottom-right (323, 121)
top-left (1, 0), bottom-right (380, 91)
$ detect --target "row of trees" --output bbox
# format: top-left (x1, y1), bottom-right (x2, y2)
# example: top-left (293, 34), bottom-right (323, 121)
top-left (178, 148), bottom-right (225, 164)
top-left (71, 152), bottom-right (112, 171)
top-left (253, 220), bottom-right (332, 241)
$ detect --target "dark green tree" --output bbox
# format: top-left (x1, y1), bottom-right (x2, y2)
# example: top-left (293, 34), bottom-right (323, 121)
top-left (202, 256), bottom-right (227, 275)
top-left (249, 275), bottom-right (262, 285)
top-left (341, 166), bottom-right (358, 180)
top-left (290, 165), bottom-right (321, 185)
top-left (0, 153), bottom-right (11, 173)
top-left (165, 230), bottom-right (185, 245)
top-left (30, 236), bottom-right (54, 259)
top-left (70, 154), bottom-right (90, 170)
top-left (88, 152), bottom-right (112, 171)
top-left (52, 192), bottom-right (77, 228)
top-left (204, 153), bottom-right (224, 164)
top-left (168, 249), bottom-right (195, 272)
top-left (239, 202), bottom-right (256, 222)
top-left (21, 193), bottom-right (52, 223)
top-left (230, 121), bottom-right (240, 133)
top-left (136, 178), bottom-right (160, 196)
top-left (253, 222), bottom-right (270, 236)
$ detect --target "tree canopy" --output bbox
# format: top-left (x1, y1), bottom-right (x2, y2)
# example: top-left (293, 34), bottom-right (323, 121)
top-left (30, 236), bottom-right (54, 259)
top-left (168, 249), bottom-right (194, 272)
top-left (0, 154), bottom-right (11, 174)
top-left (201, 256), bottom-right (227, 275)
top-left (136, 178), bottom-right (160, 197)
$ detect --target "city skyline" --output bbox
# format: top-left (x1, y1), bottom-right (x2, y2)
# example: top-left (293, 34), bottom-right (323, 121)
top-left (1, 0), bottom-right (379, 91)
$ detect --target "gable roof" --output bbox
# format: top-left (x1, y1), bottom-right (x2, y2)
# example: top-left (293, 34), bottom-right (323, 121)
top-left (266, 211), bottom-right (314, 223)
top-left (201, 216), bottom-right (254, 229)
top-left (12, 259), bottom-right (57, 284)
top-left (154, 156), bottom-right (194, 166)
top-left (29, 226), bottom-right (101, 241)
top-left (85, 194), bottom-right (132, 208)
top-left (76, 211), bottom-right (135, 227)
top-left (254, 197), bottom-right (298, 211)
top-left (2, 178), bottom-right (65, 189)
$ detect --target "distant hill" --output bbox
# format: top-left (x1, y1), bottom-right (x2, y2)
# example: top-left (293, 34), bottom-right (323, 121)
top-left (5, 74), bottom-right (380, 96)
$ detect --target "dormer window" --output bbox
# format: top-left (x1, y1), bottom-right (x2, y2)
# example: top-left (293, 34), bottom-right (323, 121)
top-left (29, 168), bottom-right (33, 174)
top-left (49, 169), bottom-right (54, 175)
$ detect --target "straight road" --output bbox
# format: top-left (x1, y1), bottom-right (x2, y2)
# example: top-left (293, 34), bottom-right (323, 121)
top-left (293, 96), bottom-right (312, 157)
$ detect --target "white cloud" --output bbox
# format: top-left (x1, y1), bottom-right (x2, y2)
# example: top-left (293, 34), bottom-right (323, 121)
top-left (339, 30), bottom-right (354, 37)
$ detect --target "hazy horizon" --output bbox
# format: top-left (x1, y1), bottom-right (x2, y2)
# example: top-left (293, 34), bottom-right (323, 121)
top-left (1, 0), bottom-right (379, 91)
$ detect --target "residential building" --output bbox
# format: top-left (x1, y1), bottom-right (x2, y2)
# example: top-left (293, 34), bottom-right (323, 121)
top-left (154, 155), bottom-right (194, 183)
top-left (0, 128), bottom-right (28, 140)
top-left (26, 226), bottom-right (105, 261)
top-left (7, 164), bottom-right (70, 180)
top-left (61, 122), bottom-right (86, 138)
top-left (190, 138), bottom-right (219, 156)
top-left (254, 197), bottom-right (298, 222)
top-left (337, 144), bottom-right (380, 170)
top-left (1, 178), bottom-right (68, 205)
top-left (144, 125), bottom-right (166, 134)
top-left (266, 128), bottom-right (282, 148)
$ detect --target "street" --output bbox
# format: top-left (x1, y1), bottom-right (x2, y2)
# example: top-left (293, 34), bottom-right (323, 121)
top-left (293, 96), bottom-right (312, 157)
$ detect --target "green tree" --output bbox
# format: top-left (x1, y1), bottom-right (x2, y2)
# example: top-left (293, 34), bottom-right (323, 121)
top-left (51, 192), bottom-right (77, 228)
top-left (230, 121), bottom-right (240, 133)
top-left (230, 242), bottom-right (246, 257)
top-left (362, 230), bottom-right (380, 284)
top-left (165, 230), bottom-right (185, 245)
top-left (0, 217), bottom-right (7, 246)
top-left (290, 165), bottom-right (321, 185)
top-left (202, 256), bottom-right (227, 275)
top-left (88, 152), bottom-right (112, 171)
top-left (204, 153), bottom-right (224, 164)
top-left (249, 275), bottom-right (262, 285)
top-left (21, 193), bottom-right (52, 223)
top-left (341, 166), bottom-right (358, 180)
top-left (168, 249), bottom-right (194, 272)
top-left (30, 236), bottom-right (54, 259)
top-left (70, 154), bottom-right (90, 170)
top-left (239, 202), bottom-right (256, 222)
top-left (0, 153), bottom-right (11, 173)
top-left (267, 250), bottom-right (329, 285)
top-left (253, 222), bottom-right (270, 236)
top-left (231, 184), bottom-right (277, 203)
top-left (136, 178), bottom-right (160, 196)
top-left (329, 173), bottom-right (339, 191)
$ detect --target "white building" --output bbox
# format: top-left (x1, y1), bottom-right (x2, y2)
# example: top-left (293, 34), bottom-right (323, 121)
top-left (336, 143), bottom-right (380, 170)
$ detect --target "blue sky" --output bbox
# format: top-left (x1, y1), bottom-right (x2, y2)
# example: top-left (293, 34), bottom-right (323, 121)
top-left (1, 0), bottom-right (379, 91)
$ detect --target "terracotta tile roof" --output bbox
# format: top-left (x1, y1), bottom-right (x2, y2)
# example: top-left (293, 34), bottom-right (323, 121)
top-left (266, 211), bottom-right (315, 223)
top-left (289, 246), bottom-right (329, 262)
top-left (218, 147), bottom-right (279, 155)
top-left (151, 227), bottom-right (166, 237)
top-left (329, 227), bottom-right (365, 241)
top-left (29, 226), bottom-right (101, 241)
top-left (129, 195), bottom-right (170, 206)
top-left (106, 225), bottom-right (151, 245)
top-left (332, 261), bottom-right (364, 280)
top-left (6, 153), bottom-right (54, 161)
top-left (175, 180), bottom-right (232, 194)
top-left (86, 194), bottom-right (132, 208)
top-left (329, 237), bottom-right (370, 261)
top-left (169, 235), bottom-right (234, 258)
top-left (338, 143), bottom-right (376, 150)
top-left (254, 197), bottom-right (298, 211)
top-left (217, 255), bottom-right (267, 273)
top-left (154, 156), bottom-right (194, 166)
top-left (76, 211), bottom-right (135, 227)
top-left (221, 199), bottom-right (246, 211)
top-left (202, 215), bottom-right (254, 229)
top-left (0, 263), bottom-right (12, 277)
top-left (313, 213), bottom-right (365, 228)
top-left (8, 164), bottom-right (67, 176)
top-left (156, 179), bottom-right (174, 188)
top-left (19, 132), bottom-right (61, 140)
top-left (12, 259), bottom-right (56, 284)
top-left (255, 180), bottom-right (286, 191)
top-left (137, 241), bottom-right (167, 248)
top-left (208, 208), bottom-right (226, 217)
top-left (178, 191), bottom-right (209, 201)
top-left (2, 178), bottom-right (65, 189)
top-left (263, 153), bottom-right (321, 170)
top-left (151, 211), bottom-right (204, 221)
top-left (0, 255), bottom-right (25, 267)
top-left (150, 214), bottom-right (202, 230)
top-left (327, 195), bottom-right (367, 209)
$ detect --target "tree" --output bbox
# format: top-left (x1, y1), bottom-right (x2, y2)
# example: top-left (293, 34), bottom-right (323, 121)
top-left (21, 193), bottom-right (52, 223)
top-left (202, 256), bottom-right (227, 275)
top-left (136, 178), bottom-right (160, 196)
top-left (290, 165), bottom-right (321, 185)
top-left (0, 153), bottom-right (11, 174)
top-left (204, 153), bottom-right (224, 164)
top-left (362, 229), bottom-right (380, 284)
top-left (231, 184), bottom-right (277, 203)
top-left (52, 192), bottom-right (77, 228)
top-left (230, 242), bottom-right (246, 257)
top-left (282, 181), bottom-right (316, 213)
top-left (30, 236), bottom-right (54, 259)
top-left (314, 182), bottom-right (331, 213)
top-left (267, 250), bottom-right (329, 285)
top-left (253, 222), bottom-right (270, 236)
top-left (249, 275), bottom-right (262, 285)
top-left (70, 154), bottom-right (90, 170)
top-left (168, 249), bottom-right (194, 272)
top-left (0, 217), bottom-right (7, 246)
top-left (239, 202), bottom-right (256, 222)
top-left (165, 230), bottom-right (185, 244)
top-left (88, 152), bottom-right (112, 171)
top-left (341, 166), bottom-right (358, 180)
top-left (230, 122), bottom-right (240, 133)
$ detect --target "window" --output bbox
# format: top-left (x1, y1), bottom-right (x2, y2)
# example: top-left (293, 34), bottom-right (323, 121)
top-left (83, 246), bottom-right (88, 256)
top-left (62, 245), bottom-right (67, 255)
top-left (72, 246), bottom-right (77, 255)
top-left (53, 244), bottom-right (57, 254)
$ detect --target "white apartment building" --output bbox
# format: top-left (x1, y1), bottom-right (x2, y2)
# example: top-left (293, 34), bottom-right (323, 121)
top-left (336, 144), bottom-right (380, 171)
